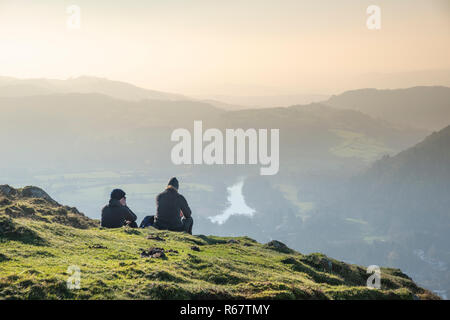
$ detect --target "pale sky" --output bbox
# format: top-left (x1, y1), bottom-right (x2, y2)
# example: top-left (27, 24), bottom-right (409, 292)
top-left (1, 0), bottom-right (449, 95)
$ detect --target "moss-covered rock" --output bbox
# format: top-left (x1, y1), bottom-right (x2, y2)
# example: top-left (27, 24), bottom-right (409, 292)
top-left (0, 185), bottom-right (98, 229)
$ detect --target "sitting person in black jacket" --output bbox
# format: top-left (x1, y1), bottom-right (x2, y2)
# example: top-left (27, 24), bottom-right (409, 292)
top-left (140, 177), bottom-right (193, 234)
top-left (101, 189), bottom-right (138, 228)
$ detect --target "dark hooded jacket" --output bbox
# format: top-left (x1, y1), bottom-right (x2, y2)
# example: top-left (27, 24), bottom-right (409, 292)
top-left (101, 199), bottom-right (137, 228)
top-left (154, 187), bottom-right (191, 231)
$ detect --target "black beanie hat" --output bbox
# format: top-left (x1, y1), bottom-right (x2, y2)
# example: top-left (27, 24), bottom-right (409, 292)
top-left (168, 177), bottom-right (179, 190)
top-left (111, 189), bottom-right (126, 200)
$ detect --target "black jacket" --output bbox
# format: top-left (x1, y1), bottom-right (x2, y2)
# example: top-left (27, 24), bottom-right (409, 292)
top-left (154, 187), bottom-right (192, 230)
top-left (101, 199), bottom-right (137, 228)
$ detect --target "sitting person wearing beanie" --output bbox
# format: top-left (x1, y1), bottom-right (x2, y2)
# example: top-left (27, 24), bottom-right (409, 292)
top-left (101, 189), bottom-right (138, 228)
top-left (140, 177), bottom-right (193, 235)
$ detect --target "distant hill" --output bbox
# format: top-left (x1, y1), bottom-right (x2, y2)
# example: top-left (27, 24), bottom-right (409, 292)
top-left (365, 124), bottom-right (450, 182)
top-left (198, 99), bottom-right (248, 111)
top-left (0, 93), bottom-right (225, 174)
top-left (0, 76), bottom-right (189, 102)
top-left (355, 125), bottom-right (450, 231)
top-left (0, 93), bottom-right (426, 175)
top-left (195, 93), bottom-right (330, 109)
top-left (351, 125), bottom-right (450, 296)
top-left (297, 126), bottom-right (450, 298)
top-left (0, 185), bottom-right (438, 300)
top-left (325, 86), bottom-right (450, 130)
top-left (217, 103), bottom-right (427, 173)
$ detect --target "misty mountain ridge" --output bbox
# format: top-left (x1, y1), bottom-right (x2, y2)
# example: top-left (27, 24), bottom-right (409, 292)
top-left (326, 86), bottom-right (450, 131)
top-left (354, 124), bottom-right (450, 230)
top-left (0, 76), bottom-right (189, 102)
top-left (297, 125), bottom-right (450, 297)
top-left (364, 124), bottom-right (450, 184)
top-left (196, 94), bottom-right (331, 109)
top-left (0, 91), bottom-right (427, 177)
top-left (3, 76), bottom-right (448, 122)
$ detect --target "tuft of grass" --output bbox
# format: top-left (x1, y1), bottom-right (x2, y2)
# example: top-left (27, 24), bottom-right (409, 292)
top-left (0, 215), bottom-right (46, 245)
top-left (0, 253), bottom-right (10, 262)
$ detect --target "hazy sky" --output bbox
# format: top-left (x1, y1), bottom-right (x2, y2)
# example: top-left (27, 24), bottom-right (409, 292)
top-left (1, 0), bottom-right (449, 95)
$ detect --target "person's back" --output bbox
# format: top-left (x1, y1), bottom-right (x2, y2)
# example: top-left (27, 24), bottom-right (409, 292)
top-left (153, 177), bottom-right (193, 234)
top-left (101, 189), bottom-right (138, 228)
top-left (154, 187), bottom-right (188, 229)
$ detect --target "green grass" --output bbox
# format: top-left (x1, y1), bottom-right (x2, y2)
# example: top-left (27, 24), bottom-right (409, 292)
top-left (0, 185), bottom-right (439, 300)
top-left (274, 184), bottom-right (315, 220)
top-left (330, 129), bottom-right (393, 162)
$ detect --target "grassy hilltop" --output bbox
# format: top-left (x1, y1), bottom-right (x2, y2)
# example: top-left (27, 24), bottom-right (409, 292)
top-left (0, 185), bottom-right (439, 300)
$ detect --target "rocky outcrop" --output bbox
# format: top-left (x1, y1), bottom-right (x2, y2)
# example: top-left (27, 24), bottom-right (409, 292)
top-left (0, 185), bottom-right (98, 229)
top-left (1, 185), bottom-right (59, 204)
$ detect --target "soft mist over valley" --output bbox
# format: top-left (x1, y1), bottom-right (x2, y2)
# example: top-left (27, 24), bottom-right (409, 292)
top-left (1, 76), bottom-right (449, 298)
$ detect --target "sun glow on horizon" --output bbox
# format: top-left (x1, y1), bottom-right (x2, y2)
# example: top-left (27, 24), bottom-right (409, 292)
top-left (0, 0), bottom-right (449, 95)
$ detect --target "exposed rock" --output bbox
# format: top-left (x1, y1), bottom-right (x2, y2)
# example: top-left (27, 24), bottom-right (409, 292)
top-left (89, 244), bottom-right (107, 249)
top-left (264, 240), bottom-right (294, 254)
top-left (0, 185), bottom-right (17, 197)
top-left (191, 246), bottom-right (201, 252)
top-left (19, 186), bottom-right (59, 205)
top-left (146, 235), bottom-right (165, 241)
top-left (141, 247), bottom-right (167, 259)
top-left (152, 251), bottom-right (164, 258)
top-left (0, 185), bottom-right (59, 205)
top-left (0, 185), bottom-right (98, 229)
top-left (0, 197), bottom-right (11, 205)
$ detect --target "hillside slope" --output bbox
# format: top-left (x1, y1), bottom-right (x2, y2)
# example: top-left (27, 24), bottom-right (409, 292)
top-left (0, 185), bottom-right (438, 300)
top-left (295, 125), bottom-right (450, 298)
top-left (0, 76), bottom-right (188, 101)
top-left (354, 124), bottom-right (450, 232)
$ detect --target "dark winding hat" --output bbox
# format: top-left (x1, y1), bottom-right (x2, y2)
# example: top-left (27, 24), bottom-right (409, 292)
top-left (168, 177), bottom-right (179, 190)
top-left (110, 189), bottom-right (126, 200)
